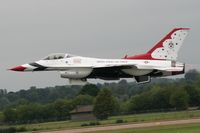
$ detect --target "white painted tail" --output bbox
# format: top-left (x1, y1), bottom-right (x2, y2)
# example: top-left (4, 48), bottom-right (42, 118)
top-left (148, 28), bottom-right (190, 61)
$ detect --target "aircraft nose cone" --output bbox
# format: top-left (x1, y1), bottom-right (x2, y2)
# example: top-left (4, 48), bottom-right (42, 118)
top-left (9, 66), bottom-right (26, 71)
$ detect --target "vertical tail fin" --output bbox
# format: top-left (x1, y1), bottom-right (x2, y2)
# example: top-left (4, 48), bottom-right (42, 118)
top-left (148, 28), bottom-right (190, 60)
top-left (125, 28), bottom-right (190, 61)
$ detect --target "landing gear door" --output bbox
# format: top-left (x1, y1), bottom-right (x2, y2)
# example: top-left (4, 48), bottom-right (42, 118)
top-left (134, 76), bottom-right (151, 84)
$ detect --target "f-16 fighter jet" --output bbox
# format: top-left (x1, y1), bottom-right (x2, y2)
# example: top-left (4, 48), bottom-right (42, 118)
top-left (10, 28), bottom-right (190, 85)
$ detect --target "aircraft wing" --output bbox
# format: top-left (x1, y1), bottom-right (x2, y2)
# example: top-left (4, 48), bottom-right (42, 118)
top-left (93, 64), bottom-right (183, 72)
top-left (92, 64), bottom-right (135, 69)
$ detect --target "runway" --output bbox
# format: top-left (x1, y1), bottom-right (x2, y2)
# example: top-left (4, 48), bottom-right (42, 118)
top-left (42, 118), bottom-right (200, 133)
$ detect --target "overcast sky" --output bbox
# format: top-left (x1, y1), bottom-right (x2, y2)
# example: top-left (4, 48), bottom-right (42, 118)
top-left (0, 0), bottom-right (199, 91)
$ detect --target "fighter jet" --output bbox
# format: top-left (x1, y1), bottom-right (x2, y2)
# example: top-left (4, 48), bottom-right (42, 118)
top-left (10, 28), bottom-right (190, 85)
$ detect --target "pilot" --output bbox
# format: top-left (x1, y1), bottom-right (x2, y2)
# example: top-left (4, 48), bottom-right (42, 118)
top-left (54, 56), bottom-right (59, 60)
top-left (58, 56), bottom-right (63, 59)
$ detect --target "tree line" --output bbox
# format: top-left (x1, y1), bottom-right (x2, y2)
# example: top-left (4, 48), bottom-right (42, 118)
top-left (0, 69), bottom-right (200, 124)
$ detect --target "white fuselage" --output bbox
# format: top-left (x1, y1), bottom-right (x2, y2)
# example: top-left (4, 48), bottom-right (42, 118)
top-left (10, 28), bottom-right (189, 84)
top-left (33, 56), bottom-right (183, 78)
top-left (12, 54), bottom-right (184, 84)
top-left (36, 56), bottom-right (181, 71)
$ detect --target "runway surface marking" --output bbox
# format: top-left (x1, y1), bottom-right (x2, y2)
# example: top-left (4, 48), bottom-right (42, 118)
top-left (42, 118), bottom-right (200, 133)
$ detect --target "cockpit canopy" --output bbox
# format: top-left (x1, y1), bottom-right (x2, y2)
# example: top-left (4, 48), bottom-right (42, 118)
top-left (43, 53), bottom-right (75, 60)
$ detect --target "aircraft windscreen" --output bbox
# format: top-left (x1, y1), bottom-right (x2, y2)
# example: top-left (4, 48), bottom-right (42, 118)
top-left (65, 54), bottom-right (75, 58)
top-left (43, 53), bottom-right (65, 60)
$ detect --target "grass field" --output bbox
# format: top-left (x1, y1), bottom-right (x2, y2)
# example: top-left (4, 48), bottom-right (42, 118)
top-left (1, 110), bottom-right (200, 132)
top-left (91, 123), bottom-right (200, 133)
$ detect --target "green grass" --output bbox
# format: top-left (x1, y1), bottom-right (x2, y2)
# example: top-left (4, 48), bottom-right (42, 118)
top-left (1, 110), bottom-right (200, 132)
top-left (91, 123), bottom-right (200, 133)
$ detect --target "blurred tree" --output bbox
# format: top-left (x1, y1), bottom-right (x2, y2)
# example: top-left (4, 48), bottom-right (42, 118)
top-left (53, 99), bottom-right (72, 120)
top-left (0, 112), bottom-right (5, 124)
top-left (93, 88), bottom-right (118, 120)
top-left (150, 86), bottom-right (171, 109)
top-left (72, 95), bottom-right (94, 107)
top-left (3, 108), bottom-right (17, 123)
top-left (0, 97), bottom-right (10, 110)
top-left (79, 84), bottom-right (100, 97)
top-left (185, 69), bottom-right (199, 82)
top-left (170, 88), bottom-right (189, 110)
top-left (0, 89), bottom-right (7, 95)
top-left (184, 85), bottom-right (200, 106)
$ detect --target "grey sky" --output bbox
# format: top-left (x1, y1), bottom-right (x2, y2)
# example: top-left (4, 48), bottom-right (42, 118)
top-left (0, 0), bottom-right (199, 91)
